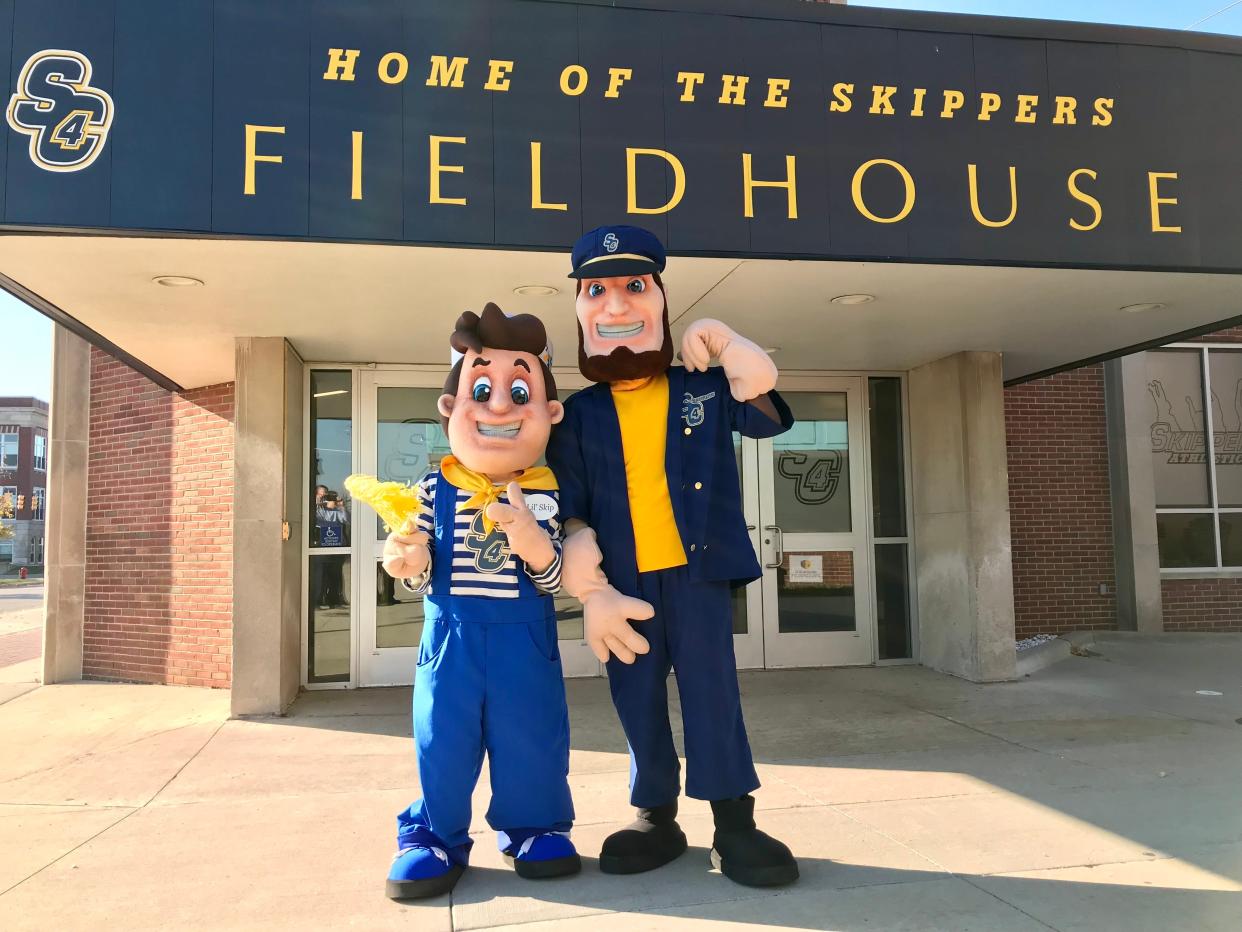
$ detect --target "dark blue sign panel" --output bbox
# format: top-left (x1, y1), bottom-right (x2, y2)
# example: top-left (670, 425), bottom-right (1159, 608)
top-left (3, 0), bottom-right (1242, 272)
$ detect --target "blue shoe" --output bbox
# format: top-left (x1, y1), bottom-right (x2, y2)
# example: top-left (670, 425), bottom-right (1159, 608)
top-left (386, 844), bottom-right (465, 900)
top-left (502, 832), bottom-right (582, 880)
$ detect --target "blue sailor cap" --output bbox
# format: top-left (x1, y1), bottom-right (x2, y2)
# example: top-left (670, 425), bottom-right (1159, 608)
top-left (568, 225), bottom-right (666, 279)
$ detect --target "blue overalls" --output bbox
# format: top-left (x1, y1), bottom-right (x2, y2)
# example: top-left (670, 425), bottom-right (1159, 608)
top-left (546, 366), bottom-right (794, 808)
top-left (394, 472), bottom-right (574, 864)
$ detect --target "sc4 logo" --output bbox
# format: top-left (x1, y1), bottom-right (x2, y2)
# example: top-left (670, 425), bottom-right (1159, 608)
top-left (6, 49), bottom-right (114, 172)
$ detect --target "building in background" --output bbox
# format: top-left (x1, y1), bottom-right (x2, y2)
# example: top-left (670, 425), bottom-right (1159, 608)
top-left (0, 397), bottom-right (48, 573)
top-left (5, 0), bottom-right (1242, 712)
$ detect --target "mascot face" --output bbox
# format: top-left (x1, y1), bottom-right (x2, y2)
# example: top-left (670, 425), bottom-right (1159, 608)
top-left (438, 347), bottom-right (563, 478)
top-left (576, 273), bottom-right (673, 383)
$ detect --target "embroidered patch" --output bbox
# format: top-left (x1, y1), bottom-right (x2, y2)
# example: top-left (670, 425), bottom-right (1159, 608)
top-left (681, 390), bottom-right (716, 428)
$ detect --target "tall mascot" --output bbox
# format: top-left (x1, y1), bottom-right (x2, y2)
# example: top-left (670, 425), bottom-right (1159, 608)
top-left (548, 226), bottom-right (799, 887)
top-left (381, 304), bottom-right (579, 899)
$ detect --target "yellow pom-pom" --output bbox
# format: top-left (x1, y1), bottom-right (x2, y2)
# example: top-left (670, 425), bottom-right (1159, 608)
top-left (343, 474), bottom-right (425, 535)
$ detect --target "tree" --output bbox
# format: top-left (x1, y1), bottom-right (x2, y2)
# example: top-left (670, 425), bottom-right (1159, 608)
top-left (0, 492), bottom-right (13, 541)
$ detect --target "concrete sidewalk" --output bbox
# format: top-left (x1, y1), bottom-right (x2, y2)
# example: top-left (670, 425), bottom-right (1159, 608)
top-left (1, 634), bottom-right (1240, 931)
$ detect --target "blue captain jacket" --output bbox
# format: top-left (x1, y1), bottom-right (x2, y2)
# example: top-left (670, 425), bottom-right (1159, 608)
top-left (546, 365), bottom-right (794, 595)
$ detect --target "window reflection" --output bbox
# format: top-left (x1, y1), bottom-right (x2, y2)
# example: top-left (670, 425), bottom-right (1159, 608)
top-left (310, 371), bottom-right (353, 549)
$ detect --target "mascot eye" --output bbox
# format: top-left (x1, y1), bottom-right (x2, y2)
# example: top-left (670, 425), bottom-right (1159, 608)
top-left (471, 376), bottom-right (492, 403)
top-left (588, 282), bottom-right (605, 298)
top-left (626, 278), bottom-right (646, 294)
top-left (510, 378), bottom-right (531, 405)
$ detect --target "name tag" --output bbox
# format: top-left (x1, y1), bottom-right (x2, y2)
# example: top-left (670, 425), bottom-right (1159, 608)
top-left (524, 493), bottom-right (558, 521)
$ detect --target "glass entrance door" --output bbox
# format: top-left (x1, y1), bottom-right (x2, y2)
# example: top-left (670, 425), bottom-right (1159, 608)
top-left (738, 381), bottom-right (876, 668)
top-left (357, 370), bottom-right (599, 686)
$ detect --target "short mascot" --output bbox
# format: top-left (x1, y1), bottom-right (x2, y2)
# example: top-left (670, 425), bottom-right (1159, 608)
top-left (380, 304), bottom-right (578, 899)
top-left (548, 225), bottom-right (800, 887)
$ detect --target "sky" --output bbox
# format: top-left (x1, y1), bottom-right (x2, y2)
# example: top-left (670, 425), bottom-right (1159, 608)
top-left (0, 0), bottom-right (1240, 401)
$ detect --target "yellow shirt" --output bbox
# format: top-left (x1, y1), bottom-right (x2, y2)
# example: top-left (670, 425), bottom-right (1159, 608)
top-left (611, 374), bottom-right (688, 573)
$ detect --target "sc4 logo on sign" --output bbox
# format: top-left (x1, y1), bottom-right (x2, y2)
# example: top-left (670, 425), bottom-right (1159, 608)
top-left (6, 49), bottom-right (114, 172)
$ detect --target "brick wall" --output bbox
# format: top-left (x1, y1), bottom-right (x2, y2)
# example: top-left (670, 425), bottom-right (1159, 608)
top-left (84, 348), bottom-right (235, 687)
top-left (1160, 578), bottom-right (1242, 630)
top-left (1004, 364), bottom-right (1118, 638)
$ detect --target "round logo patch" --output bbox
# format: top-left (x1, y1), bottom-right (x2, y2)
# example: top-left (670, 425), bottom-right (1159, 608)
top-left (524, 493), bottom-right (558, 521)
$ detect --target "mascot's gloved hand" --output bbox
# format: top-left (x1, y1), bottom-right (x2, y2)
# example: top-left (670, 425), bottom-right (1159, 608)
top-left (486, 482), bottom-right (557, 573)
top-left (680, 318), bottom-right (778, 402)
top-left (563, 526), bottom-right (654, 664)
top-left (382, 530), bottom-right (431, 580)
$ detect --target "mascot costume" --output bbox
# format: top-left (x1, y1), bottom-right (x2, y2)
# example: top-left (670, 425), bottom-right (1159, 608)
top-left (547, 225), bottom-right (800, 888)
top-left (375, 304), bottom-right (578, 899)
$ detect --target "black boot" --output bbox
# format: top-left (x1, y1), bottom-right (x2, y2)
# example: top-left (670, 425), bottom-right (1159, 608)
top-left (709, 795), bottom-right (799, 887)
top-left (599, 800), bottom-right (688, 874)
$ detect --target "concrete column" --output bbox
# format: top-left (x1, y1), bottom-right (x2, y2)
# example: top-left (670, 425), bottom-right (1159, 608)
top-left (43, 328), bottom-right (91, 684)
top-left (1104, 354), bottom-right (1164, 632)
top-left (908, 351), bottom-right (1016, 682)
top-left (231, 337), bottom-right (304, 716)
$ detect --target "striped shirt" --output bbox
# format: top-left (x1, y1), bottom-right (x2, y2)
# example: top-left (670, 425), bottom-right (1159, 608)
top-left (404, 471), bottom-right (563, 598)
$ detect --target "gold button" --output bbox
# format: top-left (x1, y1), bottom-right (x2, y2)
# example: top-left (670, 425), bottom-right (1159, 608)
top-left (684, 427), bottom-right (692, 435)
top-left (690, 544), bottom-right (696, 552)
top-left (694, 482), bottom-right (703, 490)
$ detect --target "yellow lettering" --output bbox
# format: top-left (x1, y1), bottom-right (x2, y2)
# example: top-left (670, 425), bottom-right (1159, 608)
top-left (977, 92), bottom-right (1001, 121)
top-left (830, 82), bottom-right (854, 113)
top-left (351, 130), bottom-right (363, 200)
top-left (910, 87), bottom-right (926, 118)
top-left (605, 67), bottom-right (632, 99)
top-left (1148, 172), bottom-right (1181, 233)
top-left (429, 135), bottom-right (467, 206)
top-left (626, 147), bottom-right (686, 215)
top-left (1015, 94), bottom-right (1038, 124)
top-left (530, 142), bottom-right (567, 211)
top-left (677, 71), bottom-right (705, 102)
top-left (484, 59), bottom-right (515, 92)
top-left (243, 124), bottom-right (284, 196)
top-left (720, 74), bottom-right (749, 106)
top-left (742, 153), bottom-right (797, 219)
top-left (941, 89), bottom-right (965, 118)
top-left (1053, 96), bottom-right (1077, 125)
top-left (869, 85), bottom-right (897, 115)
top-left (967, 164), bottom-right (1018, 228)
top-left (764, 78), bottom-right (790, 109)
top-left (1092, 97), bottom-right (1114, 127)
top-left (379, 52), bottom-right (409, 85)
top-left (1067, 168), bottom-right (1101, 231)
top-left (323, 48), bottom-right (359, 82)
top-left (851, 158), bottom-right (915, 224)
top-left (426, 55), bottom-right (468, 88)
top-left (560, 64), bottom-right (588, 96)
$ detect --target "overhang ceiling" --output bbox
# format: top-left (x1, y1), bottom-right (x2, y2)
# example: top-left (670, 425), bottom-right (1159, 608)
top-left (2, 234), bottom-right (1240, 390)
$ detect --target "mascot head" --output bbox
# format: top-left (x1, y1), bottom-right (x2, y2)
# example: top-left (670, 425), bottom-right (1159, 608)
top-left (569, 225), bottom-right (673, 383)
top-left (438, 303), bottom-right (562, 478)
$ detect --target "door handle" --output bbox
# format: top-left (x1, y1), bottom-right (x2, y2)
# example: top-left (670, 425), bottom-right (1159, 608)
top-left (763, 525), bottom-right (783, 569)
top-left (746, 524), bottom-right (756, 531)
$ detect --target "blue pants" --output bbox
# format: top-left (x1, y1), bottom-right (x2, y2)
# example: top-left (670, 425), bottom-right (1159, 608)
top-left (606, 566), bottom-right (760, 807)
top-left (397, 615), bottom-right (574, 862)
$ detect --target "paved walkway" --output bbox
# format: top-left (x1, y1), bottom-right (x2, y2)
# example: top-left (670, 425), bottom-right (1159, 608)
top-left (1, 633), bottom-right (1240, 931)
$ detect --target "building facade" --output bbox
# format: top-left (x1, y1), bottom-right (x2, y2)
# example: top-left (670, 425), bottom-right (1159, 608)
top-left (0, 396), bottom-right (48, 571)
top-left (5, 0), bottom-right (1242, 713)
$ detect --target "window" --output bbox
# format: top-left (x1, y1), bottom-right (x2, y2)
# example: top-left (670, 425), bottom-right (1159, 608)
top-left (0, 486), bottom-right (16, 517)
top-left (33, 435), bottom-right (46, 471)
top-left (0, 434), bottom-right (17, 470)
top-left (31, 488), bottom-right (45, 520)
top-left (1151, 347), bottom-right (1242, 569)
top-left (309, 370), bottom-right (353, 550)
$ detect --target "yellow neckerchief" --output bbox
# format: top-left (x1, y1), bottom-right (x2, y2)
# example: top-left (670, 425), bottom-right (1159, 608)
top-left (438, 454), bottom-right (558, 534)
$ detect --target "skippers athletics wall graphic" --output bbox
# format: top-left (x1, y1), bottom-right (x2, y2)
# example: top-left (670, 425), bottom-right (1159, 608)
top-left (2, 0), bottom-right (1242, 272)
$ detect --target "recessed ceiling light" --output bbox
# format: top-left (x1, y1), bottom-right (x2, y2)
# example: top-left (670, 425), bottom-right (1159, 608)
top-left (764, 347), bottom-right (780, 354)
top-left (830, 293), bottom-right (874, 306)
top-left (312, 390), bottom-right (349, 399)
top-left (513, 284), bottom-right (559, 297)
top-left (1119, 302), bottom-right (1166, 313)
top-left (152, 275), bottom-right (204, 287)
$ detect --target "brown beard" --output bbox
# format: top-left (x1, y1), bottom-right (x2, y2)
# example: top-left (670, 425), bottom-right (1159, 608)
top-left (577, 309), bottom-right (674, 383)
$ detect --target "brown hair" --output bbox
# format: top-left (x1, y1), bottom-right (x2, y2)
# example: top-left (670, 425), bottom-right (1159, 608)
top-left (442, 303), bottom-right (557, 427)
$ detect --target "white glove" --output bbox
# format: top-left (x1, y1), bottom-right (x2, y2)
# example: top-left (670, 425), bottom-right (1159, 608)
top-left (680, 318), bottom-right (778, 402)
